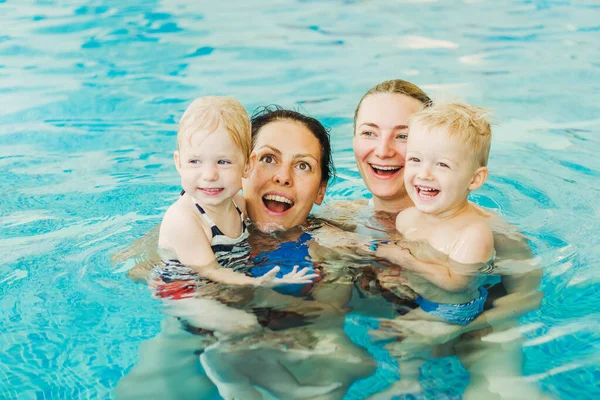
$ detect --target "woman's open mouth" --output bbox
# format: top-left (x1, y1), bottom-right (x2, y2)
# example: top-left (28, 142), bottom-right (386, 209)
top-left (262, 193), bottom-right (294, 214)
top-left (370, 164), bottom-right (403, 178)
top-left (415, 185), bottom-right (440, 201)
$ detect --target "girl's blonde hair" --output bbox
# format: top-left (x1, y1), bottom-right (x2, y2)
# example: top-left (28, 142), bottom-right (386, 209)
top-left (178, 96), bottom-right (251, 163)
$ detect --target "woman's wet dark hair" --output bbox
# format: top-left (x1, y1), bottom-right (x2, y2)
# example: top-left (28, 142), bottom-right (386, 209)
top-left (251, 106), bottom-right (335, 185)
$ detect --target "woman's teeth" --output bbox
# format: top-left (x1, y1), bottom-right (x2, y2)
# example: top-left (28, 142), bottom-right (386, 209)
top-left (371, 165), bottom-right (401, 175)
top-left (263, 194), bottom-right (294, 213)
top-left (263, 194), bottom-right (293, 205)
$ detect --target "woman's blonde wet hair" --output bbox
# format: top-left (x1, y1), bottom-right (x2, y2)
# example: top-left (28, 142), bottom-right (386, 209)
top-left (354, 79), bottom-right (432, 131)
top-left (409, 102), bottom-right (492, 167)
top-left (177, 96), bottom-right (251, 163)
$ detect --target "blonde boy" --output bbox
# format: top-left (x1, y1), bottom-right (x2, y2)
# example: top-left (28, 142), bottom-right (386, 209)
top-left (377, 102), bottom-right (494, 300)
top-left (371, 103), bottom-right (495, 397)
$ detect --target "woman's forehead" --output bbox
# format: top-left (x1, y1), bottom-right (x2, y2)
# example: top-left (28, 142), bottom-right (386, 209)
top-left (357, 93), bottom-right (424, 125)
top-left (254, 120), bottom-right (321, 159)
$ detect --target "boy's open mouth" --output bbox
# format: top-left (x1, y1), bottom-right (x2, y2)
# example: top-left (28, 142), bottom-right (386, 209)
top-left (415, 185), bottom-right (440, 199)
top-left (370, 164), bottom-right (402, 177)
top-left (262, 194), bottom-right (294, 213)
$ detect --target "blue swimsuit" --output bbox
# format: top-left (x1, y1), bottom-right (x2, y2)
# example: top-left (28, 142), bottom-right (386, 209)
top-left (249, 232), bottom-right (316, 297)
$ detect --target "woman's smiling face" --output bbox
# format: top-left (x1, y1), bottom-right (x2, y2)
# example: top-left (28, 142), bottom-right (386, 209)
top-left (353, 93), bottom-right (425, 205)
top-left (242, 120), bottom-right (326, 232)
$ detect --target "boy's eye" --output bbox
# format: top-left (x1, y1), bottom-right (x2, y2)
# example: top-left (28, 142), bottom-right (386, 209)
top-left (297, 162), bottom-right (311, 171)
top-left (408, 157), bottom-right (420, 163)
top-left (189, 159), bottom-right (201, 164)
top-left (260, 154), bottom-right (275, 164)
top-left (437, 162), bottom-right (449, 168)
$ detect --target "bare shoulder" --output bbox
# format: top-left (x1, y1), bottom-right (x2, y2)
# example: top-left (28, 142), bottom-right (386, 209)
top-left (318, 199), bottom-right (368, 215)
top-left (160, 199), bottom-right (204, 244)
top-left (451, 219), bottom-right (494, 265)
top-left (396, 207), bottom-right (420, 234)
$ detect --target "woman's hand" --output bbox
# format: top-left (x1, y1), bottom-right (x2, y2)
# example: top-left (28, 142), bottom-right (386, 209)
top-left (370, 317), bottom-right (464, 357)
top-left (256, 265), bottom-right (318, 287)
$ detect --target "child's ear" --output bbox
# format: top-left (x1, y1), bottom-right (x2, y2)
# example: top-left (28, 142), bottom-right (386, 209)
top-left (174, 151), bottom-right (182, 174)
top-left (314, 182), bottom-right (327, 205)
top-left (243, 153), bottom-right (256, 179)
top-left (469, 166), bottom-right (488, 191)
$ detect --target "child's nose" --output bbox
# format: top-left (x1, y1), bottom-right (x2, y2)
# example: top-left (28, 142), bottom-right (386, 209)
top-left (417, 165), bottom-right (433, 180)
top-left (203, 165), bottom-right (218, 181)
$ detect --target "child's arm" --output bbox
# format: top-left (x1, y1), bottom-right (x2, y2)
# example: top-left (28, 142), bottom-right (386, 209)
top-left (376, 212), bottom-right (493, 292)
top-left (162, 207), bottom-right (316, 287)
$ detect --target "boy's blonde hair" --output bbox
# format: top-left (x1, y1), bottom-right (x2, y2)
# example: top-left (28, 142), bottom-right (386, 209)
top-left (409, 102), bottom-right (492, 167)
top-left (177, 96), bottom-right (251, 163)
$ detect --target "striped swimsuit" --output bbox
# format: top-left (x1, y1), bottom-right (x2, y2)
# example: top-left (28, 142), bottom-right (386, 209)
top-left (153, 200), bottom-right (252, 299)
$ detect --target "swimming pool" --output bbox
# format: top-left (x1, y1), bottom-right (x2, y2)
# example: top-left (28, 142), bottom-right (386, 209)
top-left (1, 0), bottom-right (599, 399)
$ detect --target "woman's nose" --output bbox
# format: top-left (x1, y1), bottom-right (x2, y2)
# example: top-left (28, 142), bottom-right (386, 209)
top-left (273, 165), bottom-right (292, 187)
top-left (374, 137), bottom-right (395, 158)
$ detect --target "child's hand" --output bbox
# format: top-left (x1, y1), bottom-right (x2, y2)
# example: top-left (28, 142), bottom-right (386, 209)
top-left (257, 265), bottom-right (318, 288)
top-left (376, 243), bottom-right (413, 266)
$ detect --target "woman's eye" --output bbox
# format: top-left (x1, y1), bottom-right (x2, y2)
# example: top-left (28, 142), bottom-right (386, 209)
top-left (297, 162), bottom-right (312, 171)
top-left (260, 154), bottom-right (275, 164)
top-left (396, 134), bottom-right (408, 140)
top-left (361, 131), bottom-right (375, 137)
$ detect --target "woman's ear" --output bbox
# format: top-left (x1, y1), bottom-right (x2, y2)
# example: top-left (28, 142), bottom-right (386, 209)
top-left (243, 154), bottom-right (256, 179)
top-left (174, 151), bottom-right (182, 174)
top-left (314, 182), bottom-right (327, 205)
top-left (469, 166), bottom-right (488, 191)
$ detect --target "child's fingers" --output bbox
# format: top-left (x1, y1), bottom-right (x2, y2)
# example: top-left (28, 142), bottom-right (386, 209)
top-left (296, 273), bottom-right (319, 280)
top-left (263, 266), bottom-right (280, 279)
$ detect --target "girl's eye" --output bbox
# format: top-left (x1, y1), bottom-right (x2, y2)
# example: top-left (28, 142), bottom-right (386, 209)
top-left (361, 131), bottom-right (375, 137)
top-left (260, 154), bottom-right (275, 164)
top-left (297, 162), bottom-right (312, 171)
top-left (217, 159), bottom-right (231, 165)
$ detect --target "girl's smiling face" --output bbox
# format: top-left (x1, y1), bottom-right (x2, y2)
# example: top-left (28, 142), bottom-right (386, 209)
top-left (242, 120), bottom-right (326, 231)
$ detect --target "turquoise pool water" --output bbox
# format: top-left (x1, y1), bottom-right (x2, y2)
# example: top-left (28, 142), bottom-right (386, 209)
top-left (1, 0), bottom-right (599, 399)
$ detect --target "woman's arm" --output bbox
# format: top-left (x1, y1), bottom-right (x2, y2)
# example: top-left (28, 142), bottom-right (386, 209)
top-left (111, 224), bottom-right (161, 284)
top-left (374, 233), bottom-right (544, 345)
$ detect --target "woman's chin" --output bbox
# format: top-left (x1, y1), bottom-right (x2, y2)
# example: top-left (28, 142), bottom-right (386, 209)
top-left (252, 219), bottom-right (288, 233)
top-left (369, 186), bottom-right (406, 202)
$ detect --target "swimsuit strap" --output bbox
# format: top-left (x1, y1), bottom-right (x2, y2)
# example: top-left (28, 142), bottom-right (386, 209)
top-left (194, 201), bottom-right (247, 240)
